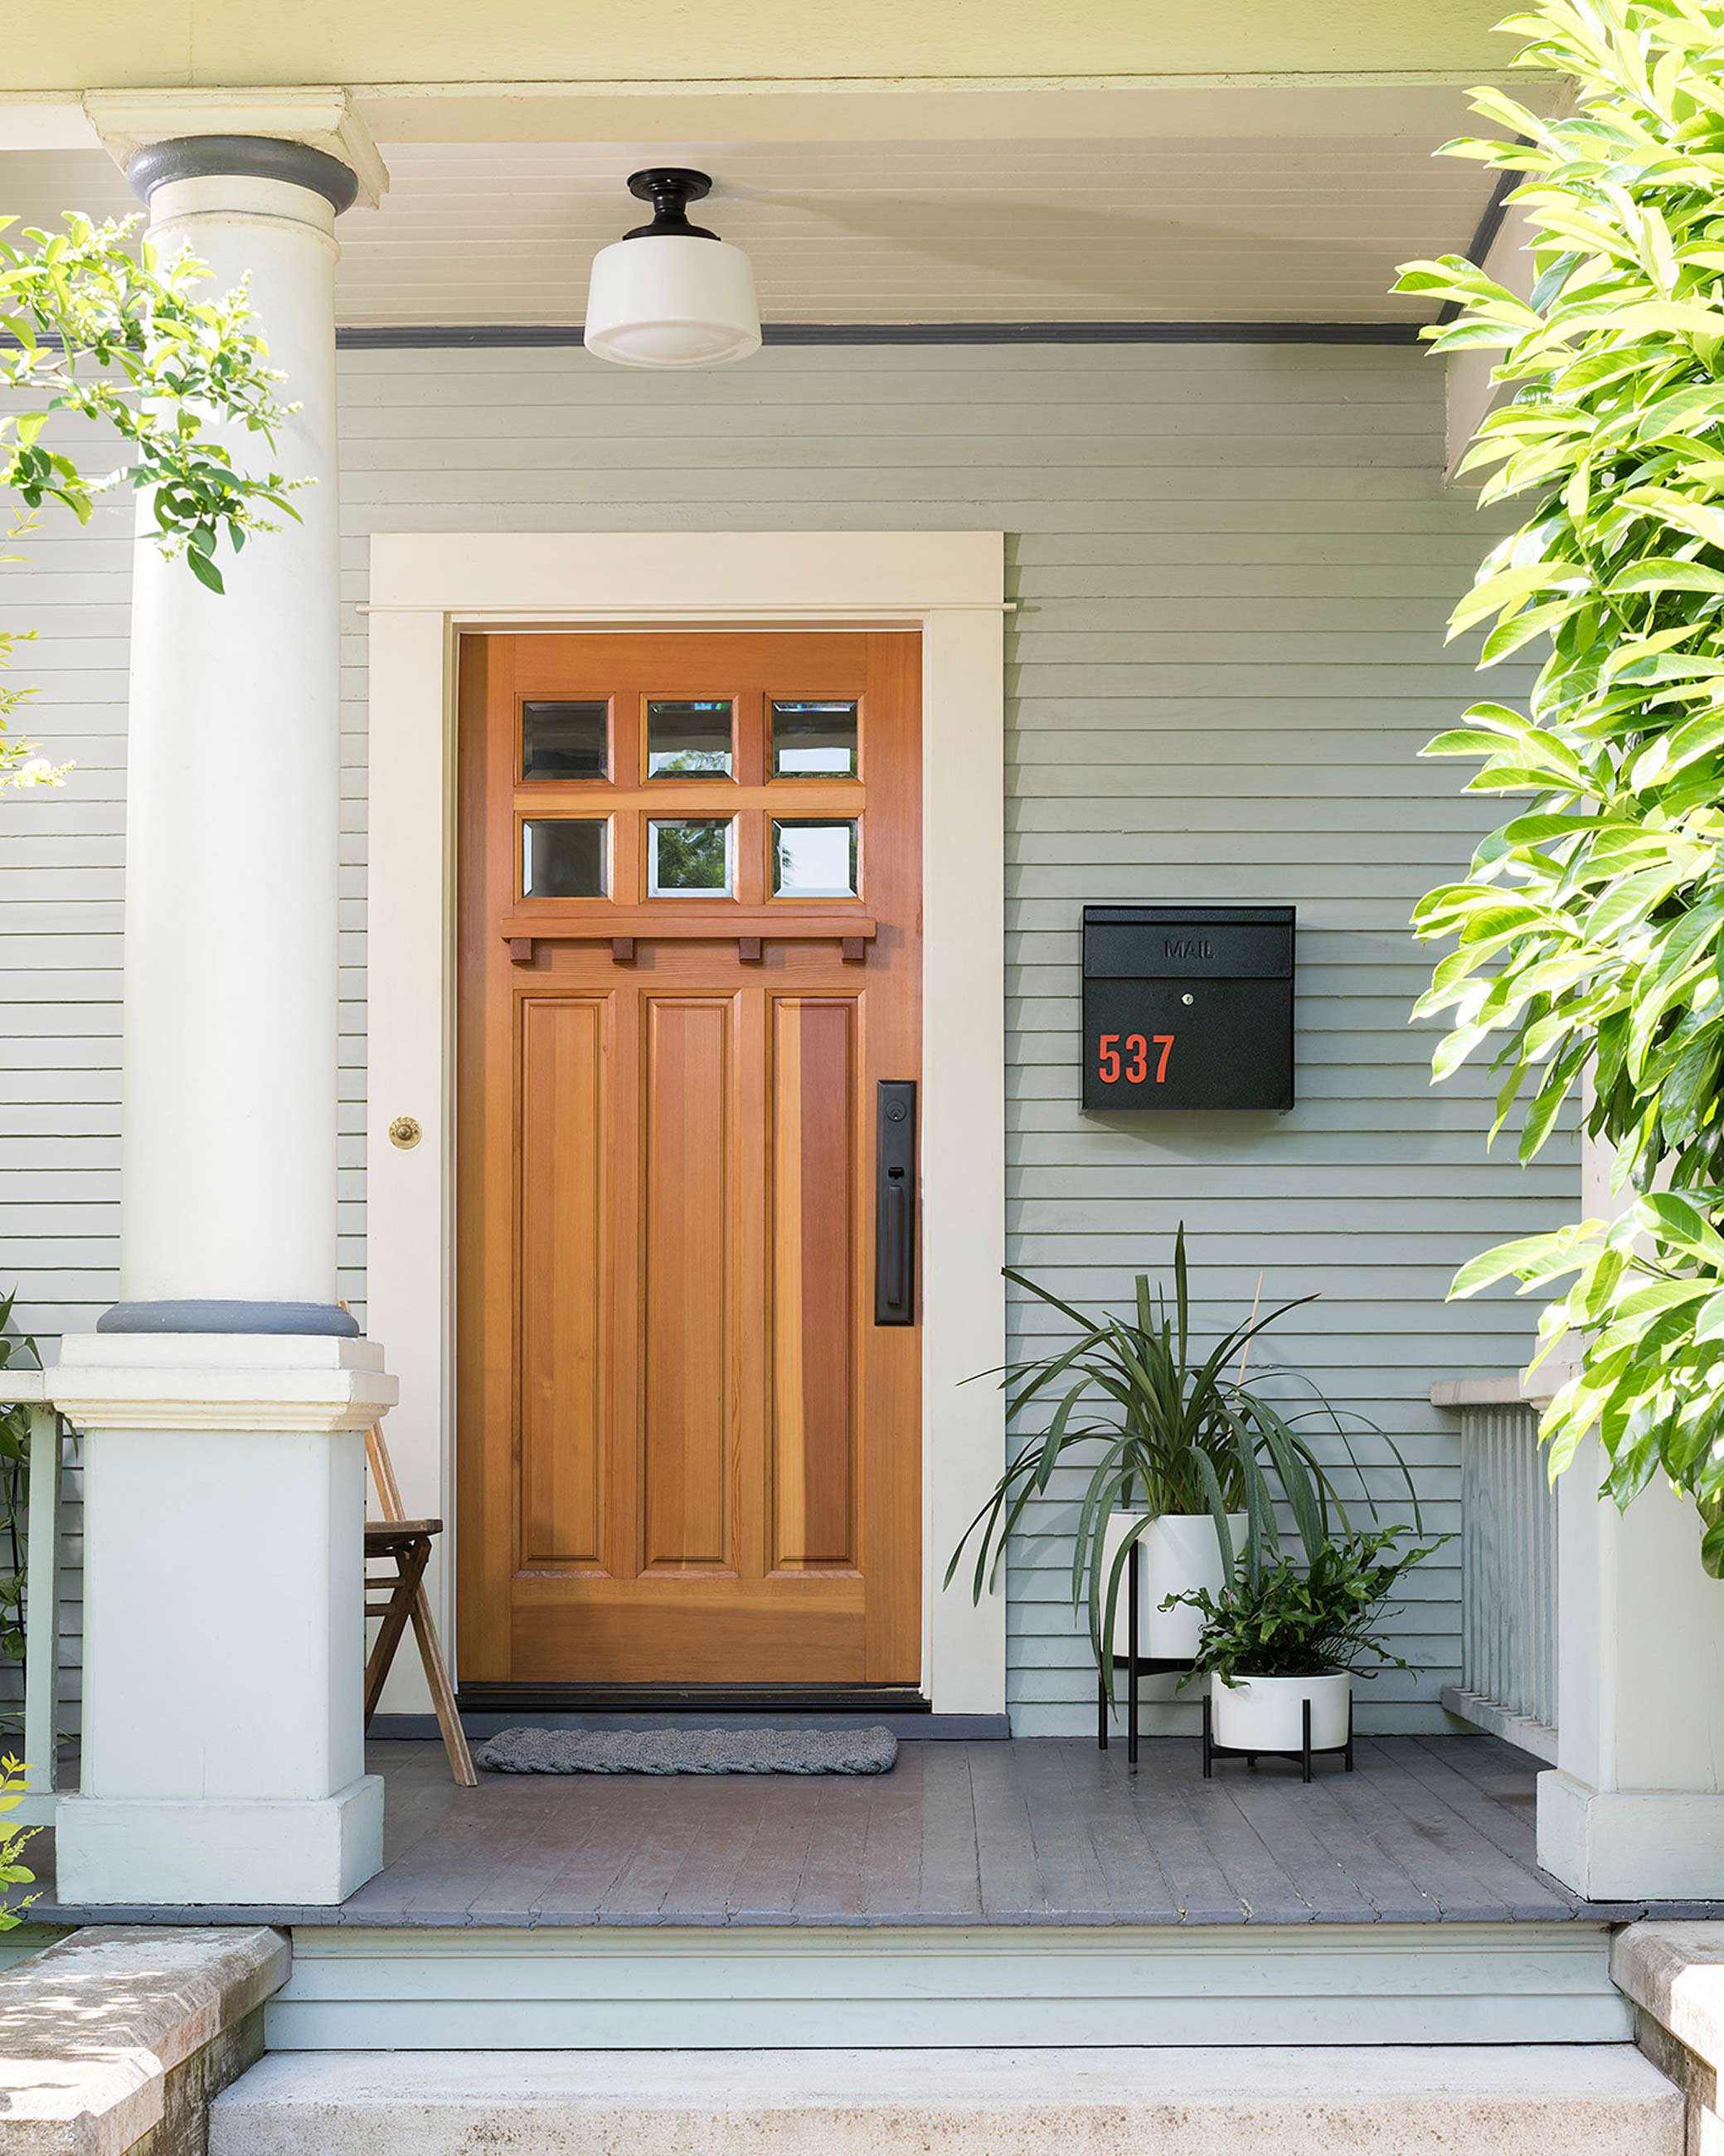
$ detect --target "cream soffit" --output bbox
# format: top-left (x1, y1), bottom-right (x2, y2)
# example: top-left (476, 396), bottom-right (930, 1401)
top-left (13, 74), bottom-right (1562, 153)
top-left (83, 88), bottom-right (389, 208)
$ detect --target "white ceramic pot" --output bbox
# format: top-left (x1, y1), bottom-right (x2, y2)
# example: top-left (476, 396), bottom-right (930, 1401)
top-left (1210, 1671), bottom-right (1352, 1754)
top-left (1102, 1509), bottom-right (1248, 1661)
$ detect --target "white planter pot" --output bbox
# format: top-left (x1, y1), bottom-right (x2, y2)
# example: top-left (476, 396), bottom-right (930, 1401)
top-left (1210, 1672), bottom-right (1352, 1754)
top-left (1101, 1510), bottom-right (1247, 1661)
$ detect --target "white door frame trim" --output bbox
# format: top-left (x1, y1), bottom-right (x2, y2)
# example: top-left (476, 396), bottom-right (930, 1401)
top-left (364, 531), bottom-right (1008, 1715)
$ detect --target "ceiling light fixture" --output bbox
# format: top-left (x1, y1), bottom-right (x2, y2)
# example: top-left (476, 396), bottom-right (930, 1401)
top-left (583, 168), bottom-right (762, 370)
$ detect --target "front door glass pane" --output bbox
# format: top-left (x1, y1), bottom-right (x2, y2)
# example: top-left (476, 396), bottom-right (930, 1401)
top-left (771, 699), bottom-right (858, 778)
top-left (647, 699), bottom-right (734, 777)
top-left (772, 819), bottom-right (858, 898)
top-left (648, 818), bottom-right (733, 896)
top-left (522, 700), bottom-right (609, 779)
top-left (522, 818), bottom-right (608, 897)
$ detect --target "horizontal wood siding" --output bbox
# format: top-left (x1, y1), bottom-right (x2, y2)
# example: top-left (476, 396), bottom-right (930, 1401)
top-left (0, 342), bottom-right (1571, 1733)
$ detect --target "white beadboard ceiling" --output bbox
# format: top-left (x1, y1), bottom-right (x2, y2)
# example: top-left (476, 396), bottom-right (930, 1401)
top-left (0, 137), bottom-right (1492, 325)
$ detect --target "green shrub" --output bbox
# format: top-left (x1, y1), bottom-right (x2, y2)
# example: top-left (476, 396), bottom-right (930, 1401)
top-left (1396, 0), bottom-right (1724, 1571)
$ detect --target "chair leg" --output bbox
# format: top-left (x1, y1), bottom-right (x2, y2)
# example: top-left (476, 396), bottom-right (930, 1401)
top-left (408, 1583), bottom-right (478, 1787)
top-left (365, 1539), bottom-right (429, 1726)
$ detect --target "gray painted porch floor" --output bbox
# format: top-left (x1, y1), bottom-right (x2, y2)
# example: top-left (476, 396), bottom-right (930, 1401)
top-left (32, 1734), bottom-right (1724, 1929)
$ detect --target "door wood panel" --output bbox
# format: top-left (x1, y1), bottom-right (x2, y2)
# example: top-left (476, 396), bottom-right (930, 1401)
top-left (519, 998), bottom-right (605, 1570)
top-left (642, 995), bottom-right (733, 1574)
top-left (456, 629), bottom-right (922, 1687)
top-left (771, 997), bottom-right (857, 1573)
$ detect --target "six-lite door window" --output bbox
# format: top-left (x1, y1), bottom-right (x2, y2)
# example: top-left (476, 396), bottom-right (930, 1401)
top-left (517, 690), bottom-right (865, 905)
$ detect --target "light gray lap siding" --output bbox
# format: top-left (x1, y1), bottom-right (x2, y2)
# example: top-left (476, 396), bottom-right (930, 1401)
top-left (0, 342), bottom-right (1570, 1733)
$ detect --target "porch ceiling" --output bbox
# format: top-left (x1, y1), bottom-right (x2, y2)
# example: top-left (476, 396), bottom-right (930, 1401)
top-left (0, 132), bottom-right (1498, 325)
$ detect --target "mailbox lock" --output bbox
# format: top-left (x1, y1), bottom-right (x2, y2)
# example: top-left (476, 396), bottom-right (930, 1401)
top-left (388, 1115), bottom-right (423, 1150)
top-left (1182, 993), bottom-right (1195, 1007)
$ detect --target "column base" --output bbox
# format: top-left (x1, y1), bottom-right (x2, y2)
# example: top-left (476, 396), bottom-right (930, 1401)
top-left (1538, 1768), bottom-right (1724, 1901)
top-left (54, 1773), bottom-right (384, 1908)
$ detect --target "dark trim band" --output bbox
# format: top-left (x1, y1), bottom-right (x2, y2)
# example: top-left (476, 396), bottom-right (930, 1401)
top-left (128, 134), bottom-right (360, 216)
top-left (336, 318), bottom-right (1424, 352)
top-left (458, 1681), bottom-right (933, 1715)
top-left (1436, 137), bottom-right (1534, 326)
top-left (97, 1299), bottom-right (361, 1338)
top-left (380, 1707), bottom-right (1009, 1741)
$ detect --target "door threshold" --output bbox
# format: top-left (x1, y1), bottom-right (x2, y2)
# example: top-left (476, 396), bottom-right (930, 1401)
top-left (378, 1684), bottom-right (1010, 1743)
top-left (376, 1708), bottom-right (1009, 1742)
top-left (456, 1683), bottom-right (931, 1716)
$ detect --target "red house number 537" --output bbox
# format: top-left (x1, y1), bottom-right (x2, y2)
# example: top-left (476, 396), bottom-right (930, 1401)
top-left (1097, 1033), bottom-right (1175, 1085)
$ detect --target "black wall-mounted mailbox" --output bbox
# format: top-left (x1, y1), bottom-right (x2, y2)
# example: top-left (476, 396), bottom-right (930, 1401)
top-left (1081, 904), bottom-right (1295, 1112)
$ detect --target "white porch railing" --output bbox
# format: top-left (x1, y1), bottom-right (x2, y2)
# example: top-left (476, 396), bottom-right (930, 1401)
top-left (18, 1408), bottom-right (70, 1824)
top-left (1435, 1386), bottom-right (1558, 1763)
top-left (0, 1382), bottom-right (74, 1828)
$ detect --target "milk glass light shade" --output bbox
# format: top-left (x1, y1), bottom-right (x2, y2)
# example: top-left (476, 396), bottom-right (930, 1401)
top-left (583, 168), bottom-right (761, 370)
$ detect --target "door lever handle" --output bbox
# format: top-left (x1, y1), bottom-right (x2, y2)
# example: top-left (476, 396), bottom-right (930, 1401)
top-left (874, 1080), bottom-right (916, 1325)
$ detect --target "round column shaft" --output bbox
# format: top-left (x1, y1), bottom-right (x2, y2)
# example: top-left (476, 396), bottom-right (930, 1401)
top-left (113, 137), bottom-right (357, 1334)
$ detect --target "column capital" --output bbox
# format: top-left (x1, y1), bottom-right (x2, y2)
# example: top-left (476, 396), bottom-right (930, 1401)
top-left (82, 87), bottom-right (387, 209)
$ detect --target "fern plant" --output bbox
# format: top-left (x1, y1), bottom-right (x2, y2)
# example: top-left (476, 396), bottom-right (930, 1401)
top-left (1396, 0), bottom-right (1724, 1571)
top-left (1168, 1530), bottom-right (1450, 1687)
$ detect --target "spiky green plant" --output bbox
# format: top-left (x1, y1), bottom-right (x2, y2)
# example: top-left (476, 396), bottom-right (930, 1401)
top-left (946, 1228), bottom-right (1417, 1681)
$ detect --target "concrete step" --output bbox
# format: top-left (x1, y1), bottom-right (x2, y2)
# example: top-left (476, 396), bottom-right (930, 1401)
top-left (213, 2043), bottom-right (1683, 2155)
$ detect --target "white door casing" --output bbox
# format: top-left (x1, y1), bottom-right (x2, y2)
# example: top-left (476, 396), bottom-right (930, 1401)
top-left (364, 532), bottom-right (1008, 1714)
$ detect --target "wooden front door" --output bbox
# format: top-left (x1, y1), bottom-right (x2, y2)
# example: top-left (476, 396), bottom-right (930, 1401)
top-left (457, 630), bottom-right (922, 1687)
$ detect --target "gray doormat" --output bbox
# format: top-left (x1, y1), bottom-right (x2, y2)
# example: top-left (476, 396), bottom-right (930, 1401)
top-left (473, 1724), bottom-right (899, 1776)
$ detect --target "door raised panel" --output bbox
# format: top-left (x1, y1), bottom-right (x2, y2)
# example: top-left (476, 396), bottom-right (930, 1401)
top-left (770, 996), bottom-right (858, 1573)
top-left (642, 996), bottom-right (735, 1574)
top-left (519, 998), bottom-right (607, 1570)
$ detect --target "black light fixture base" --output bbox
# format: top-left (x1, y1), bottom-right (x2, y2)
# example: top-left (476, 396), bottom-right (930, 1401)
top-left (624, 167), bottom-right (719, 240)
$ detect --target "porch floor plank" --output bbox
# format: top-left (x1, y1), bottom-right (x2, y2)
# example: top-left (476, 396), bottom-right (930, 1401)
top-left (1198, 1753), bottom-right (1380, 1925)
top-left (1050, 1745), bottom-right (1182, 1923)
top-left (906, 1743), bottom-right (986, 1921)
top-left (1349, 1739), bottom-right (1572, 1923)
top-left (1237, 1755), bottom-right (1438, 1925)
top-left (31, 1736), bottom-right (1724, 1928)
top-left (1097, 1746), bottom-right (1245, 1924)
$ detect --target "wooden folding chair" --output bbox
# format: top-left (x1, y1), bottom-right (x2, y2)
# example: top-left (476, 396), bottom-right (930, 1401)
top-left (363, 1421), bottom-right (478, 1787)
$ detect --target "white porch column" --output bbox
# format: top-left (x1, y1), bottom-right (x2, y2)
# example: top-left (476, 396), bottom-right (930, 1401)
top-left (50, 127), bottom-right (395, 1906)
top-left (117, 134), bottom-right (354, 1328)
top-left (1537, 1130), bottom-right (1724, 1901)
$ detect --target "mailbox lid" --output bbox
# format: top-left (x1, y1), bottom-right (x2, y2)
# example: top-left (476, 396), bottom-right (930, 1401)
top-left (1082, 904), bottom-right (1294, 982)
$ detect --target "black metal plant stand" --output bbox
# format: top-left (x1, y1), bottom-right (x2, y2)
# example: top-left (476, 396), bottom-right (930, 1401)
top-left (1096, 1537), bottom-right (1357, 1781)
top-left (1202, 1689), bottom-right (1355, 1784)
top-left (1095, 1533), bottom-right (1192, 1770)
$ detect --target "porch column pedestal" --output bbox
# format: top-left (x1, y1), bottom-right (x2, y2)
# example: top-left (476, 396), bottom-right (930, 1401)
top-left (1537, 1441), bottom-right (1724, 1903)
top-left (1536, 1124), bottom-right (1724, 1902)
top-left (51, 1333), bottom-right (394, 1906)
top-left (50, 130), bottom-right (393, 1907)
